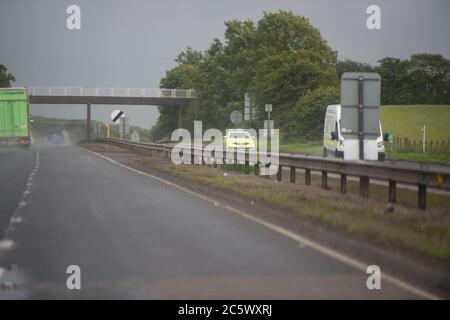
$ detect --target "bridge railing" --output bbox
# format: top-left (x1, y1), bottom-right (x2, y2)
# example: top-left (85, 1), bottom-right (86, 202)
top-left (27, 87), bottom-right (196, 99)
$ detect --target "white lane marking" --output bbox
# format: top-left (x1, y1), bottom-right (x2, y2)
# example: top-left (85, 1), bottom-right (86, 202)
top-left (3, 148), bottom-right (40, 240)
top-left (81, 146), bottom-right (441, 300)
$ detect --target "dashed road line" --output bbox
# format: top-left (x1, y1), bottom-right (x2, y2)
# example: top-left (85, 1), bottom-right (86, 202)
top-left (3, 148), bottom-right (40, 240)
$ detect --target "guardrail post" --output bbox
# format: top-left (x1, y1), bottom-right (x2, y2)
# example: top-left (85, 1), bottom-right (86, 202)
top-left (244, 153), bottom-right (250, 174)
top-left (388, 180), bottom-right (396, 203)
top-left (418, 184), bottom-right (427, 209)
top-left (321, 171), bottom-right (328, 189)
top-left (305, 169), bottom-right (311, 186)
top-left (290, 167), bottom-right (295, 183)
top-left (360, 176), bottom-right (369, 198)
top-left (277, 165), bottom-right (282, 181)
top-left (340, 174), bottom-right (347, 193)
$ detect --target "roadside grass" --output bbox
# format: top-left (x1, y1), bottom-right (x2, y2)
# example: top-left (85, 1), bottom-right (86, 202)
top-left (274, 168), bottom-right (450, 209)
top-left (279, 141), bottom-right (323, 154)
top-left (163, 164), bottom-right (450, 262)
top-left (385, 150), bottom-right (450, 164)
top-left (81, 143), bottom-right (450, 265)
top-left (380, 105), bottom-right (450, 142)
top-left (272, 105), bottom-right (450, 163)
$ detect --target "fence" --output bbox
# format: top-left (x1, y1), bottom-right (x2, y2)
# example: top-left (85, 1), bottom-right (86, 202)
top-left (386, 137), bottom-right (450, 153)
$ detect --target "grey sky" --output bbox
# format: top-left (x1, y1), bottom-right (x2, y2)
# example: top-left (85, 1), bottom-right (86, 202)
top-left (1, 0), bottom-right (449, 128)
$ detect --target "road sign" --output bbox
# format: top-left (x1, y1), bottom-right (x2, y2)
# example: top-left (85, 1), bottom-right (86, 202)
top-left (265, 104), bottom-right (272, 112)
top-left (111, 109), bottom-right (124, 124)
top-left (119, 117), bottom-right (130, 135)
top-left (244, 93), bottom-right (257, 121)
top-left (244, 107), bottom-right (257, 121)
top-left (230, 110), bottom-right (243, 125)
top-left (244, 93), bottom-right (251, 107)
top-left (340, 72), bottom-right (381, 160)
top-left (263, 120), bottom-right (274, 137)
top-left (131, 130), bottom-right (140, 142)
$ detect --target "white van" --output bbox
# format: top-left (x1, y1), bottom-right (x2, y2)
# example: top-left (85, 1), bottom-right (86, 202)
top-left (323, 104), bottom-right (386, 160)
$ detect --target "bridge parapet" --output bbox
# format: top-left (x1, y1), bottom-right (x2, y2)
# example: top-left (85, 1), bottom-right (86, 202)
top-left (27, 87), bottom-right (196, 99)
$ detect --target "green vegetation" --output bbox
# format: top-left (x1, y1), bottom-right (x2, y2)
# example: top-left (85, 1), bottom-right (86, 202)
top-left (385, 151), bottom-right (450, 164)
top-left (152, 11), bottom-right (450, 143)
top-left (273, 105), bottom-right (450, 163)
top-left (279, 141), bottom-right (322, 154)
top-left (381, 105), bottom-right (450, 141)
top-left (0, 64), bottom-right (15, 87)
top-left (381, 105), bottom-right (450, 163)
top-left (152, 11), bottom-right (339, 142)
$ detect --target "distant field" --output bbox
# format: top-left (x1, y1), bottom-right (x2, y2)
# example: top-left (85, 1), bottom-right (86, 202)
top-left (279, 141), bottom-right (322, 154)
top-left (380, 105), bottom-right (450, 141)
top-left (278, 105), bottom-right (450, 162)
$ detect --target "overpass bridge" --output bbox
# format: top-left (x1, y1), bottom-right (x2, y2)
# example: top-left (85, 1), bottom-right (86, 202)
top-left (27, 87), bottom-right (196, 138)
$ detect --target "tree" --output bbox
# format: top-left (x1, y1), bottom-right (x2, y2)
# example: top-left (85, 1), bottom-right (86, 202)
top-left (0, 64), bottom-right (15, 87)
top-left (282, 86), bottom-right (340, 141)
top-left (336, 59), bottom-right (374, 79)
top-left (375, 54), bottom-right (450, 105)
top-left (407, 53), bottom-right (450, 104)
top-left (375, 57), bottom-right (412, 104)
top-left (152, 11), bottom-right (339, 141)
top-left (150, 49), bottom-right (203, 141)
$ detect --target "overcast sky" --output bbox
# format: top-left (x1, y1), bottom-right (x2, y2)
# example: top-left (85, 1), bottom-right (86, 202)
top-left (1, 0), bottom-right (449, 128)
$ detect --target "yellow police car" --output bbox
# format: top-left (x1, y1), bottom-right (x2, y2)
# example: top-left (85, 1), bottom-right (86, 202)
top-left (224, 129), bottom-right (256, 150)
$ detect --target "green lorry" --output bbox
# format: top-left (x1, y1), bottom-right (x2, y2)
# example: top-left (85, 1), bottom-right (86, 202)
top-left (0, 87), bottom-right (31, 146)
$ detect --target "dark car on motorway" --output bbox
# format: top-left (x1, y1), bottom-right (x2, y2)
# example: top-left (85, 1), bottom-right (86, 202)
top-left (48, 131), bottom-right (65, 144)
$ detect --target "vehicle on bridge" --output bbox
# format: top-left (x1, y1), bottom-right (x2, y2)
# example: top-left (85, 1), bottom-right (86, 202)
top-left (323, 104), bottom-right (386, 161)
top-left (0, 87), bottom-right (31, 147)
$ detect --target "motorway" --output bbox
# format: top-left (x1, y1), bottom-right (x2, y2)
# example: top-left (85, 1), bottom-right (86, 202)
top-left (0, 145), bottom-right (425, 299)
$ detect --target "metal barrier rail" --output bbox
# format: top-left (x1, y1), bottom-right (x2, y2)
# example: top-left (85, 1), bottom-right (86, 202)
top-left (27, 87), bottom-right (196, 99)
top-left (90, 138), bottom-right (450, 210)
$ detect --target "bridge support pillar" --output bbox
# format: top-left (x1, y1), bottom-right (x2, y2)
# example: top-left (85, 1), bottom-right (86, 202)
top-left (177, 106), bottom-right (183, 128)
top-left (86, 103), bottom-right (91, 140)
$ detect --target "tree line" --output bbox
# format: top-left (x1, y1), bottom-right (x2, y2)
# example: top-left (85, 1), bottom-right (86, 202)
top-left (2, 11), bottom-right (449, 142)
top-left (151, 11), bottom-right (450, 142)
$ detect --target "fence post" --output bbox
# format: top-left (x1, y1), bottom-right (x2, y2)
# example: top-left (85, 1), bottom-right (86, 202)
top-left (360, 176), bottom-right (369, 198)
top-left (418, 184), bottom-right (427, 210)
top-left (388, 180), bottom-right (396, 203)
top-left (305, 169), bottom-right (311, 186)
top-left (340, 174), bottom-right (347, 193)
top-left (290, 167), bottom-right (296, 183)
top-left (244, 153), bottom-right (250, 175)
top-left (277, 165), bottom-right (282, 181)
top-left (321, 171), bottom-right (328, 189)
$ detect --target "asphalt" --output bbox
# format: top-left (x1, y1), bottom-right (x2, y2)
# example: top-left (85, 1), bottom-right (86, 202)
top-left (0, 144), bottom-right (423, 299)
